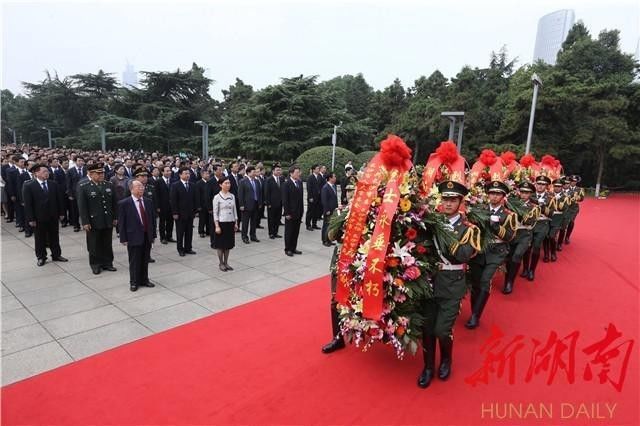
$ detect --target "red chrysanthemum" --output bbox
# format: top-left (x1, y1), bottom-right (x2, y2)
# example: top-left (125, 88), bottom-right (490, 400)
top-left (435, 140), bottom-right (459, 166)
top-left (416, 245), bottom-right (427, 254)
top-left (380, 134), bottom-right (412, 172)
top-left (500, 151), bottom-right (516, 166)
top-left (405, 227), bottom-right (418, 241)
top-left (541, 154), bottom-right (556, 167)
top-left (478, 149), bottom-right (498, 166)
top-left (520, 154), bottom-right (536, 167)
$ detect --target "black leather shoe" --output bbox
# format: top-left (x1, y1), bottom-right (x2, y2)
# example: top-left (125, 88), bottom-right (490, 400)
top-left (73, 227), bottom-right (80, 232)
top-left (142, 281), bottom-right (156, 288)
top-left (199, 233), bottom-right (205, 238)
top-left (551, 253), bottom-right (557, 262)
top-left (18, 227), bottom-right (24, 232)
top-left (306, 226), bottom-right (313, 231)
top-left (256, 225), bottom-right (264, 229)
top-left (148, 258), bottom-right (156, 263)
top-left (269, 235), bottom-right (275, 239)
top-left (161, 239), bottom-right (168, 244)
top-left (293, 250), bottom-right (302, 255)
top-left (520, 268), bottom-right (529, 278)
top-left (130, 284), bottom-right (138, 292)
top-left (321, 338), bottom-right (345, 354)
top-left (167, 238), bottom-right (177, 242)
top-left (250, 238), bottom-right (260, 242)
top-left (465, 314), bottom-right (479, 329)
top-left (91, 266), bottom-right (101, 275)
top-left (564, 238), bottom-right (570, 244)
top-left (185, 250), bottom-right (196, 255)
top-left (312, 225), bottom-right (321, 230)
top-left (102, 265), bottom-right (117, 271)
top-left (542, 256), bottom-right (549, 263)
top-left (502, 283), bottom-right (513, 294)
top-left (285, 251), bottom-right (294, 257)
top-left (274, 234), bottom-right (282, 238)
top-left (243, 238), bottom-right (250, 244)
top-left (438, 360), bottom-right (451, 380)
top-left (52, 256), bottom-right (68, 262)
top-left (179, 251), bottom-right (186, 257)
top-left (417, 368), bottom-right (434, 388)
top-left (37, 258), bottom-right (46, 267)
top-left (61, 223), bottom-right (68, 228)
top-left (527, 270), bottom-right (535, 281)
top-left (322, 241), bottom-right (332, 247)
top-left (25, 232), bottom-right (33, 238)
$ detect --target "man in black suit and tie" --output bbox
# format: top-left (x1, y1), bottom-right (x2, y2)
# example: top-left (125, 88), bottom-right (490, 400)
top-left (156, 166), bottom-right (175, 244)
top-left (320, 172), bottom-right (339, 247)
top-left (170, 167), bottom-right (197, 256)
top-left (188, 161), bottom-right (200, 183)
top-left (48, 158), bottom-right (68, 226)
top-left (238, 166), bottom-right (262, 244)
top-left (228, 161), bottom-right (242, 229)
top-left (123, 158), bottom-right (134, 179)
top-left (207, 164), bottom-right (224, 248)
top-left (282, 165), bottom-right (304, 256)
top-left (305, 164), bottom-right (322, 231)
top-left (195, 168), bottom-right (212, 238)
top-left (13, 158), bottom-right (34, 236)
top-left (264, 164), bottom-right (284, 239)
top-left (66, 156), bottom-right (86, 232)
top-left (6, 156), bottom-right (26, 231)
top-left (22, 164), bottom-right (68, 266)
top-left (119, 180), bottom-right (157, 292)
top-left (2, 156), bottom-right (17, 223)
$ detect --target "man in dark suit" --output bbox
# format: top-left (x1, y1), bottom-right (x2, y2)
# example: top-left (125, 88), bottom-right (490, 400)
top-left (228, 161), bottom-right (242, 229)
top-left (66, 156), bottom-right (86, 232)
top-left (123, 158), bottom-right (134, 179)
top-left (264, 164), bottom-right (283, 239)
top-left (22, 164), bottom-right (68, 266)
top-left (256, 166), bottom-right (266, 229)
top-left (170, 167), bottom-right (197, 256)
top-left (305, 164), bottom-right (322, 231)
top-left (238, 166), bottom-right (262, 244)
top-left (15, 159), bottom-right (34, 237)
top-left (188, 161), bottom-right (200, 183)
top-left (48, 158), bottom-right (68, 226)
top-left (119, 180), bottom-right (157, 292)
top-left (2, 156), bottom-right (17, 223)
top-left (6, 156), bottom-right (26, 231)
top-left (207, 164), bottom-right (223, 248)
top-left (195, 168), bottom-right (211, 238)
top-left (282, 165), bottom-right (304, 256)
top-left (156, 166), bottom-right (175, 244)
top-left (320, 172), bottom-right (339, 247)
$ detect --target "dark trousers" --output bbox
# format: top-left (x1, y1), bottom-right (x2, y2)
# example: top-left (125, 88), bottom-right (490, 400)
top-left (241, 208), bottom-right (259, 239)
top-left (127, 233), bottom-right (151, 286)
top-left (284, 217), bottom-right (301, 252)
top-left (198, 211), bottom-right (211, 235)
top-left (86, 227), bottom-right (114, 267)
top-left (321, 211), bottom-right (333, 243)
top-left (61, 197), bottom-right (69, 224)
top-left (34, 219), bottom-right (62, 260)
top-left (267, 204), bottom-right (282, 236)
top-left (15, 202), bottom-right (25, 227)
top-left (6, 197), bottom-right (15, 221)
top-left (175, 217), bottom-right (194, 253)
top-left (305, 201), bottom-right (319, 227)
top-left (158, 211), bottom-right (173, 241)
top-left (69, 198), bottom-right (80, 227)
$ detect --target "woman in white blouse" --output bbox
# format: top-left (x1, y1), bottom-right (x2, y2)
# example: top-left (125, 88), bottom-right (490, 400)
top-left (212, 176), bottom-right (239, 271)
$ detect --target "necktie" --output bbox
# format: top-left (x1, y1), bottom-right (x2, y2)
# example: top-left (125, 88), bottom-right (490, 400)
top-left (275, 177), bottom-right (279, 187)
top-left (138, 199), bottom-right (149, 233)
top-left (185, 182), bottom-right (189, 191)
top-left (42, 182), bottom-right (48, 193)
top-left (251, 179), bottom-right (257, 201)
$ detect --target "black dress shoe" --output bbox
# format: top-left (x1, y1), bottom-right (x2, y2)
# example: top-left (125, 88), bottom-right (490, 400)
top-left (312, 225), bottom-right (321, 230)
top-left (185, 250), bottom-right (196, 255)
top-left (520, 268), bottom-right (529, 278)
top-left (322, 241), bottom-right (333, 247)
top-left (142, 281), bottom-right (156, 287)
top-left (25, 232), bottom-right (33, 238)
top-left (438, 360), bottom-right (452, 380)
top-left (285, 251), bottom-right (294, 257)
top-left (243, 238), bottom-right (250, 244)
top-left (417, 368), bottom-right (434, 388)
top-left (130, 284), bottom-right (138, 292)
top-left (269, 235), bottom-right (275, 239)
top-left (179, 251), bottom-right (186, 257)
top-left (250, 237), bottom-right (260, 242)
top-left (306, 226), bottom-right (313, 231)
top-left (542, 256), bottom-right (549, 263)
top-left (465, 314), bottom-right (479, 329)
top-left (321, 338), bottom-right (345, 354)
top-left (52, 256), bottom-right (68, 262)
top-left (91, 266), bottom-right (101, 275)
top-left (161, 239), bottom-right (168, 244)
top-left (61, 223), bottom-right (68, 228)
top-left (527, 270), bottom-right (535, 281)
top-left (274, 234), bottom-right (282, 238)
top-left (148, 258), bottom-right (156, 263)
top-left (102, 265), bottom-right (117, 272)
top-left (37, 258), bottom-right (46, 267)
top-left (18, 227), bottom-right (24, 232)
top-left (293, 250), bottom-right (302, 255)
top-left (167, 238), bottom-right (177, 242)
top-left (199, 233), bottom-right (205, 238)
top-left (550, 254), bottom-right (557, 262)
top-left (73, 227), bottom-right (80, 232)
top-left (256, 225), bottom-right (264, 229)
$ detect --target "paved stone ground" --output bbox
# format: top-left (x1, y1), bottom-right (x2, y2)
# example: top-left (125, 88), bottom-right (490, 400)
top-left (1, 213), bottom-right (332, 385)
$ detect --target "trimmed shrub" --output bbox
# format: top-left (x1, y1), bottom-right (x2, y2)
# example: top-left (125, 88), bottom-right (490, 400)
top-left (295, 146), bottom-right (356, 180)
top-left (354, 150), bottom-right (377, 170)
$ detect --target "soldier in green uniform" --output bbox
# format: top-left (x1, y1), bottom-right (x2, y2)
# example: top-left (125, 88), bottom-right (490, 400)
top-left (124, 168), bottom-right (158, 263)
top-left (465, 180), bottom-right (517, 330)
top-left (556, 177), bottom-right (573, 252)
top-left (520, 176), bottom-right (553, 281)
top-left (321, 180), bottom-right (356, 354)
top-left (547, 178), bottom-right (569, 262)
top-left (77, 163), bottom-right (118, 275)
top-left (562, 175), bottom-right (584, 245)
top-left (418, 180), bottom-right (478, 388)
top-left (502, 181), bottom-right (539, 294)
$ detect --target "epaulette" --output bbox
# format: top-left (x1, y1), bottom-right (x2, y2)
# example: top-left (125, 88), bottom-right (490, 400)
top-left (79, 180), bottom-right (90, 186)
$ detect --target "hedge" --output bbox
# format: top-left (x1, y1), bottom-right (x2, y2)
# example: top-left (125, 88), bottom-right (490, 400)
top-left (295, 146), bottom-right (357, 180)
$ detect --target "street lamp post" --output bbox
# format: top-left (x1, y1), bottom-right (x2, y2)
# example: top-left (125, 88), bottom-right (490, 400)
top-left (194, 121), bottom-right (209, 161)
top-left (525, 73), bottom-right (543, 155)
top-left (331, 121), bottom-right (343, 171)
top-left (7, 127), bottom-right (17, 145)
top-left (41, 127), bottom-right (52, 148)
top-left (94, 125), bottom-right (106, 152)
top-left (440, 112), bottom-right (465, 152)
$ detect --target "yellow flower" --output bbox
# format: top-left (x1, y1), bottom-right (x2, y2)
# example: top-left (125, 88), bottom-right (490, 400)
top-left (399, 198), bottom-right (412, 212)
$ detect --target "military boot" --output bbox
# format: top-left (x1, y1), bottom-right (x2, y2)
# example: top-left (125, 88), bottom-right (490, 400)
top-left (438, 336), bottom-right (453, 380)
top-left (321, 303), bottom-right (345, 354)
top-left (417, 334), bottom-right (436, 388)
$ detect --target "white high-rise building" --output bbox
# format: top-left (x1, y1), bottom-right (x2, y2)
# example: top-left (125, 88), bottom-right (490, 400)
top-left (533, 9), bottom-right (575, 65)
top-left (122, 62), bottom-right (138, 88)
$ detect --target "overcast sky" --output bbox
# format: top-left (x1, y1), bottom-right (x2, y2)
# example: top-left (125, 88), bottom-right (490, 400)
top-left (2, 0), bottom-right (639, 100)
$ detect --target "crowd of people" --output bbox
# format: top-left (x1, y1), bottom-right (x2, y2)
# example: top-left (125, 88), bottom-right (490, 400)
top-left (0, 144), bottom-right (356, 291)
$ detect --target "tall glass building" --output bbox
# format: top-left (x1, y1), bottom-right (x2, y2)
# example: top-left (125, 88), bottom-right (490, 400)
top-left (533, 9), bottom-right (575, 65)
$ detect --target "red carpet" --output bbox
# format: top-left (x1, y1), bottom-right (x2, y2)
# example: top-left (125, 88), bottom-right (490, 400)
top-left (2, 195), bottom-right (639, 425)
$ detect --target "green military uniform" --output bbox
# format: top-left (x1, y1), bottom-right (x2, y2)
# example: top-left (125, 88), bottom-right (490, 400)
top-left (563, 176), bottom-right (584, 244)
top-left (548, 179), bottom-right (569, 261)
top-left (503, 182), bottom-right (539, 294)
top-left (466, 180), bottom-right (517, 330)
top-left (77, 164), bottom-right (117, 273)
top-left (521, 176), bottom-right (554, 280)
top-left (419, 180), bottom-right (478, 388)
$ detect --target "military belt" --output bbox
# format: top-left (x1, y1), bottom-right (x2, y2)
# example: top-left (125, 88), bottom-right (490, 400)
top-left (517, 225), bottom-right (533, 230)
top-left (553, 211), bottom-right (563, 215)
top-left (438, 263), bottom-right (465, 271)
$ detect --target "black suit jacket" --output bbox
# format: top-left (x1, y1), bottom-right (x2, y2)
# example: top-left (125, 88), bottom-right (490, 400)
top-left (16, 171), bottom-right (32, 203)
top-left (282, 178), bottom-right (304, 220)
top-left (306, 173), bottom-right (321, 202)
top-left (228, 173), bottom-right (241, 196)
top-left (156, 178), bottom-right (172, 214)
top-left (321, 183), bottom-right (338, 215)
top-left (6, 167), bottom-right (21, 198)
top-left (188, 168), bottom-right (199, 183)
top-left (238, 177), bottom-right (262, 211)
top-left (206, 178), bottom-right (221, 212)
top-left (195, 179), bottom-right (210, 211)
top-left (118, 196), bottom-right (157, 246)
top-left (264, 175), bottom-right (283, 207)
top-left (23, 179), bottom-right (64, 222)
top-left (66, 167), bottom-right (86, 197)
top-left (49, 167), bottom-right (67, 192)
top-left (170, 180), bottom-right (197, 219)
